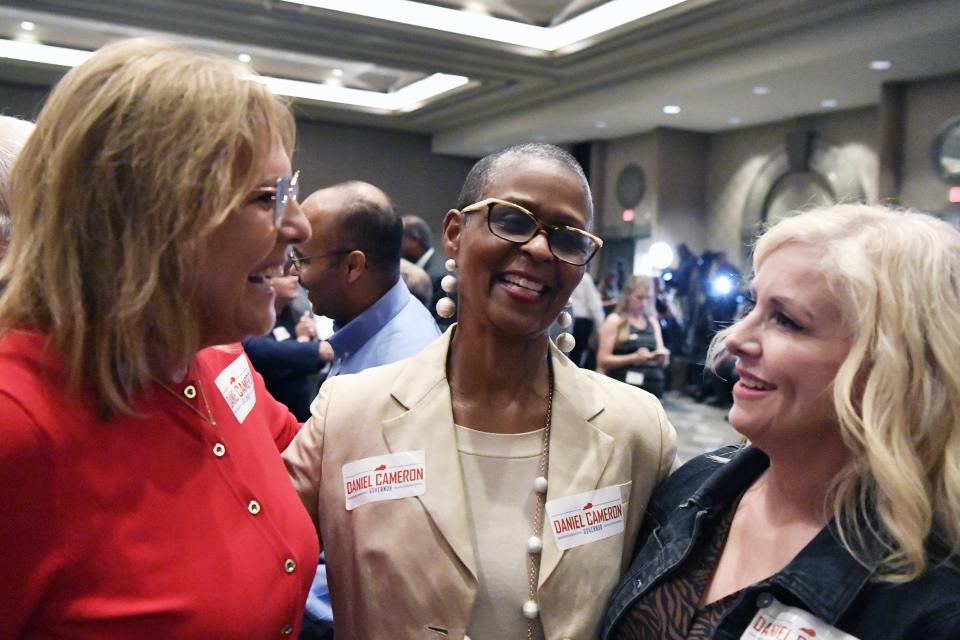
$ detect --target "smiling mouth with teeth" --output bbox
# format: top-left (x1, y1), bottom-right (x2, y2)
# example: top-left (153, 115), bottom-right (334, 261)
top-left (739, 377), bottom-right (774, 391)
top-left (501, 273), bottom-right (546, 293)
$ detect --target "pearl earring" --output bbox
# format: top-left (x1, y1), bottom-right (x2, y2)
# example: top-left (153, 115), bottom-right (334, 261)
top-left (435, 258), bottom-right (458, 319)
top-left (555, 309), bottom-right (575, 353)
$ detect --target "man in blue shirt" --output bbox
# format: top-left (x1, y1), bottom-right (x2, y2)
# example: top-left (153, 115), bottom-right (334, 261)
top-left (292, 180), bottom-right (440, 639)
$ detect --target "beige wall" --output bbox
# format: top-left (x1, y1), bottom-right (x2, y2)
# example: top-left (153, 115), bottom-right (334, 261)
top-left (294, 119), bottom-right (475, 238)
top-left (597, 110), bottom-right (881, 271)
top-left (899, 73), bottom-right (960, 213)
top-left (655, 128), bottom-right (708, 253)
top-left (596, 128), bottom-right (708, 278)
top-left (705, 107), bottom-right (879, 268)
top-left (599, 130), bottom-right (658, 240)
top-left (593, 73), bottom-right (960, 274)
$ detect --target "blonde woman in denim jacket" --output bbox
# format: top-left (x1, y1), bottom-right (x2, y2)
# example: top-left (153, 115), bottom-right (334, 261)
top-left (603, 204), bottom-right (960, 639)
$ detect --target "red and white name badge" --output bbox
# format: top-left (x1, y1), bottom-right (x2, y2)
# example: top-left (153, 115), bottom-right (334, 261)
top-left (214, 354), bottom-right (256, 423)
top-left (546, 485), bottom-right (625, 551)
top-left (741, 597), bottom-right (860, 640)
top-left (341, 451), bottom-right (426, 511)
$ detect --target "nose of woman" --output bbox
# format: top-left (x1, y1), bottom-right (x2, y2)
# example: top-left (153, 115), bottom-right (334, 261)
top-left (279, 198), bottom-right (311, 245)
top-left (724, 315), bottom-right (761, 360)
top-left (520, 229), bottom-right (554, 262)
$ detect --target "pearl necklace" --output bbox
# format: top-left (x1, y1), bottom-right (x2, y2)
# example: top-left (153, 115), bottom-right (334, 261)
top-left (522, 355), bottom-right (554, 639)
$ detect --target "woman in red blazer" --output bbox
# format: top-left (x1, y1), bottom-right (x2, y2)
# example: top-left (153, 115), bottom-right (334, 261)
top-left (0, 39), bottom-right (318, 638)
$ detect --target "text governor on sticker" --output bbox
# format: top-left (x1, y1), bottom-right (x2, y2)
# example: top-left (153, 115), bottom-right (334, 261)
top-left (341, 451), bottom-right (426, 511)
top-left (546, 485), bottom-right (625, 551)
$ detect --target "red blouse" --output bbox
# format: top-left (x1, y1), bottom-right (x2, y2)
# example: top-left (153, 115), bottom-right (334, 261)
top-left (0, 330), bottom-right (319, 639)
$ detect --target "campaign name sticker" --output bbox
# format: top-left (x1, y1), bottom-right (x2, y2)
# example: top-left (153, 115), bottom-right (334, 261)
top-left (741, 597), bottom-right (859, 640)
top-left (546, 485), bottom-right (625, 551)
top-left (341, 451), bottom-right (426, 511)
top-left (214, 354), bottom-right (256, 424)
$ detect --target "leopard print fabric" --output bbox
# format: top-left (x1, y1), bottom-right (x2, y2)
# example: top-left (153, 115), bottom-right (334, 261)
top-left (610, 504), bottom-right (741, 639)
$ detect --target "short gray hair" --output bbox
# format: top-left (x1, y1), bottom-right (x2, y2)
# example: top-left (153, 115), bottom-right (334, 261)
top-left (0, 115), bottom-right (35, 242)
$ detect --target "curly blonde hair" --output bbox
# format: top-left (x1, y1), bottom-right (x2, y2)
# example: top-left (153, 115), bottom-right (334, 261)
top-left (711, 203), bottom-right (960, 581)
top-left (0, 39), bottom-right (294, 415)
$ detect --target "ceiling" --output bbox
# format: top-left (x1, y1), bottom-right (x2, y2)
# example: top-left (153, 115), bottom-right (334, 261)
top-left (0, 0), bottom-right (958, 157)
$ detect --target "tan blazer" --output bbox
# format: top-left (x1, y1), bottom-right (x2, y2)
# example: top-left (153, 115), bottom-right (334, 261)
top-left (283, 329), bottom-right (676, 640)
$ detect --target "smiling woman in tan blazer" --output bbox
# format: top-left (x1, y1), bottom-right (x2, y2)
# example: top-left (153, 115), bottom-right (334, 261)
top-left (283, 143), bottom-right (676, 640)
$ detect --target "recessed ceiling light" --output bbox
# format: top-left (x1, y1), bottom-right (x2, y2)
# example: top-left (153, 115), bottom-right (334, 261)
top-left (662, 105), bottom-right (681, 115)
top-left (20, 21), bottom-right (36, 31)
top-left (752, 86), bottom-right (770, 95)
top-left (869, 60), bottom-right (892, 71)
top-left (332, 68), bottom-right (344, 77)
top-left (728, 116), bottom-right (742, 125)
top-left (237, 53), bottom-right (252, 63)
top-left (595, 120), bottom-right (607, 128)
top-left (820, 98), bottom-right (838, 109)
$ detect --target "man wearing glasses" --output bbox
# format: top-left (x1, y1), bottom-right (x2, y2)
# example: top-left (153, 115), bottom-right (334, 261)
top-left (290, 180), bottom-right (440, 640)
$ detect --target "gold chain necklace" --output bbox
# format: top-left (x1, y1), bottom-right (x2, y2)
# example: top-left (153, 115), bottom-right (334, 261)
top-left (155, 368), bottom-right (218, 426)
top-left (522, 354), bottom-right (554, 640)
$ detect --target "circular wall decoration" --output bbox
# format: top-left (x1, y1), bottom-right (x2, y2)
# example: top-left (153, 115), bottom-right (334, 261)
top-left (932, 115), bottom-right (960, 185)
top-left (739, 136), bottom-right (865, 266)
top-left (615, 163), bottom-right (646, 209)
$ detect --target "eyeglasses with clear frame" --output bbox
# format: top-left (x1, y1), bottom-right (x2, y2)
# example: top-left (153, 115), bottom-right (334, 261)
top-left (459, 197), bottom-right (603, 266)
top-left (250, 170), bottom-right (300, 227)
top-left (285, 247), bottom-right (354, 275)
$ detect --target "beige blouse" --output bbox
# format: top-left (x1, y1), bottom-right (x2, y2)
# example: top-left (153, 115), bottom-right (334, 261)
top-left (456, 424), bottom-right (547, 640)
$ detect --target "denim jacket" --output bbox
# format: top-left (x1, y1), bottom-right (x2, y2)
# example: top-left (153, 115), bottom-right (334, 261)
top-left (602, 445), bottom-right (960, 639)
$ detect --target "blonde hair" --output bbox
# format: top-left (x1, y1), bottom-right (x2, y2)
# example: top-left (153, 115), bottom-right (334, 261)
top-left (711, 203), bottom-right (960, 581)
top-left (0, 39), bottom-right (294, 415)
top-left (613, 275), bottom-right (653, 341)
top-left (613, 275), bottom-right (653, 317)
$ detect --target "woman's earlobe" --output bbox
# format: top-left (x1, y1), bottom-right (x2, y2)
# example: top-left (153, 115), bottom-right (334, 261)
top-left (441, 209), bottom-right (462, 255)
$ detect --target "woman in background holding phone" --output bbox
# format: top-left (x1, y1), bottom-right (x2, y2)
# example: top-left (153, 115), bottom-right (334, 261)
top-left (597, 275), bottom-right (669, 397)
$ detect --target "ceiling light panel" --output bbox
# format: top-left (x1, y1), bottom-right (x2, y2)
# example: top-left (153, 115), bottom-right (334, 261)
top-left (0, 38), bottom-right (91, 66)
top-left (279, 0), bottom-right (689, 53)
top-left (0, 37), bottom-right (469, 114)
top-left (0, 6), bottom-right (475, 114)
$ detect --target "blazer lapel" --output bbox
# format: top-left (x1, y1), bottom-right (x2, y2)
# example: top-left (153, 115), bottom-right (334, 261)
top-left (382, 329), bottom-right (478, 580)
top-left (538, 345), bottom-right (614, 588)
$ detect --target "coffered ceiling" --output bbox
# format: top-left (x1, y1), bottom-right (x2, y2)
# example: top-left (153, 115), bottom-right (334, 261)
top-left (0, 0), bottom-right (958, 157)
